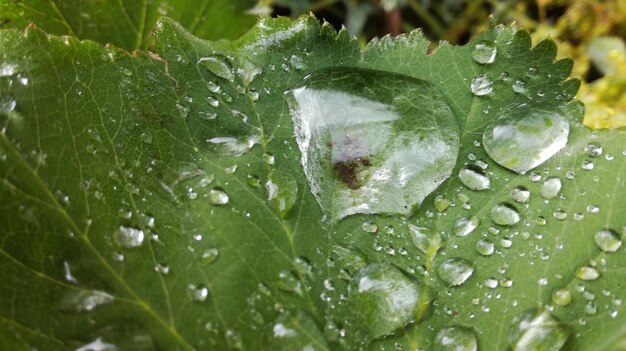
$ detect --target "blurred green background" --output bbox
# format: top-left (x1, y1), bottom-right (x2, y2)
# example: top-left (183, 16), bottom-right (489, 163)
top-left (255, 0), bottom-right (626, 128)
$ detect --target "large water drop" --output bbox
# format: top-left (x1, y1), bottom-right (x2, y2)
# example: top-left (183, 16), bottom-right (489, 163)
top-left (350, 263), bottom-right (421, 339)
top-left (434, 326), bottom-right (478, 351)
top-left (437, 258), bottom-right (474, 286)
top-left (509, 309), bottom-right (569, 351)
top-left (483, 105), bottom-right (569, 174)
top-left (287, 68), bottom-right (459, 220)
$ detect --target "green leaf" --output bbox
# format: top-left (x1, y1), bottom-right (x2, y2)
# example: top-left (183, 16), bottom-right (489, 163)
top-left (1, 15), bottom-right (625, 351)
top-left (0, 0), bottom-right (257, 50)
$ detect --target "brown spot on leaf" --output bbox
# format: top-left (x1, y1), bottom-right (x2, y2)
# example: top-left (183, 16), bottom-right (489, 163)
top-left (332, 158), bottom-right (371, 190)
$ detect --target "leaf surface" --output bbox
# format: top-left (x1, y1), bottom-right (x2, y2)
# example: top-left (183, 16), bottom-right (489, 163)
top-left (0, 15), bottom-right (625, 351)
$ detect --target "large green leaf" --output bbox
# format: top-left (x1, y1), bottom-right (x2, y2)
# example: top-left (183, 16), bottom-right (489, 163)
top-left (0, 0), bottom-right (257, 50)
top-left (0, 15), bottom-right (625, 351)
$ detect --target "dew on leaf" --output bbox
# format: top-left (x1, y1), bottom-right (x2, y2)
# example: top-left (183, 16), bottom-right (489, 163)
top-left (74, 338), bottom-right (117, 351)
top-left (490, 202), bottom-right (521, 226)
top-left (433, 326), bottom-right (478, 351)
top-left (0, 95), bottom-right (17, 113)
top-left (483, 105), bottom-right (569, 174)
top-left (201, 248), bottom-right (220, 265)
top-left (60, 290), bottom-right (114, 312)
top-left (540, 177), bottom-right (562, 199)
top-left (154, 263), bottom-right (170, 275)
top-left (350, 263), bottom-right (420, 339)
top-left (362, 221), bottom-right (378, 233)
top-left (437, 257), bottom-right (474, 286)
top-left (509, 309), bottom-right (569, 351)
top-left (594, 229), bottom-right (622, 252)
top-left (472, 40), bottom-right (497, 64)
top-left (207, 96), bottom-right (219, 107)
top-left (197, 56), bottom-right (234, 81)
top-left (208, 188), bottom-right (229, 205)
top-left (553, 209), bottom-right (567, 220)
top-left (0, 62), bottom-right (19, 77)
top-left (207, 135), bottom-right (260, 157)
top-left (476, 238), bottom-right (495, 256)
top-left (408, 224), bottom-right (437, 254)
top-left (265, 171), bottom-right (297, 218)
top-left (454, 216), bottom-right (479, 237)
top-left (277, 271), bottom-right (304, 296)
top-left (511, 186), bottom-right (530, 203)
top-left (584, 142), bottom-right (602, 157)
top-left (434, 195), bottom-right (451, 212)
top-left (485, 278), bottom-right (498, 288)
top-left (458, 165), bottom-right (491, 190)
top-left (512, 79), bottom-right (527, 93)
top-left (576, 266), bottom-right (600, 281)
top-left (287, 67), bottom-right (459, 220)
top-left (113, 225), bottom-right (145, 248)
top-left (551, 289), bottom-right (572, 306)
top-left (470, 74), bottom-right (493, 96)
top-left (188, 284), bottom-right (209, 302)
top-left (581, 159), bottom-right (594, 170)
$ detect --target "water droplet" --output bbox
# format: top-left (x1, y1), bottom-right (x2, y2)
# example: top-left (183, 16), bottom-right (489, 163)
top-left (350, 263), bottom-right (421, 338)
top-left (197, 56), bottom-right (234, 81)
top-left (408, 224), bottom-right (439, 254)
top-left (512, 79), bottom-right (527, 93)
top-left (113, 225), bottom-right (144, 248)
top-left (472, 40), bottom-right (497, 64)
top-left (0, 95), bottom-right (17, 113)
top-left (61, 290), bottom-right (114, 312)
top-left (551, 289), bottom-right (572, 306)
top-left (434, 195), bottom-right (451, 212)
top-left (540, 177), bottom-right (562, 199)
top-left (476, 238), bottom-right (495, 256)
top-left (201, 248), bottom-right (220, 265)
top-left (491, 203), bottom-right (521, 226)
top-left (0, 63), bottom-right (19, 77)
top-left (154, 263), bottom-right (170, 275)
top-left (584, 142), bottom-right (602, 157)
top-left (140, 131), bottom-right (152, 144)
top-left (509, 309), bottom-right (568, 351)
top-left (458, 165), bottom-right (491, 190)
top-left (277, 271), bottom-right (304, 296)
top-left (483, 105), bottom-right (569, 174)
top-left (470, 74), bottom-right (493, 96)
top-left (587, 204), bottom-right (600, 214)
top-left (434, 326), bottom-right (478, 351)
top-left (208, 188), bottom-right (229, 205)
top-left (75, 338), bottom-right (117, 351)
top-left (553, 209), bottom-right (567, 220)
top-left (362, 221), bottom-right (378, 233)
top-left (288, 68), bottom-right (459, 220)
top-left (438, 257), bottom-right (474, 286)
top-left (207, 96), bottom-right (219, 107)
top-left (581, 159), bottom-right (594, 170)
top-left (454, 216), bottom-right (480, 237)
top-left (331, 244), bottom-right (367, 273)
top-left (206, 135), bottom-right (260, 157)
top-left (265, 171), bottom-right (297, 218)
top-left (510, 186), bottom-right (530, 203)
top-left (594, 229), bottom-right (622, 252)
top-left (188, 284), bottom-right (209, 302)
top-left (576, 266), bottom-right (600, 280)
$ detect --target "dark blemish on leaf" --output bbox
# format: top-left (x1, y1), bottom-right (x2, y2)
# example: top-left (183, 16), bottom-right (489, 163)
top-left (333, 158), bottom-right (371, 190)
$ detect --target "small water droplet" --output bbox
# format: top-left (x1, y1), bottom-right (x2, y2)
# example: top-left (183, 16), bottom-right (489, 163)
top-left (472, 40), bottom-right (497, 64)
top-left (197, 56), bottom-right (234, 81)
top-left (458, 165), bottom-right (491, 190)
top-left (361, 221), bottom-right (378, 233)
top-left (511, 186), bottom-right (530, 203)
top-left (154, 263), bottom-right (170, 275)
top-left (277, 271), bottom-right (303, 296)
top-left (201, 248), bottom-right (220, 265)
top-left (584, 142), bottom-right (602, 157)
top-left (576, 266), bottom-right (600, 281)
top-left (551, 289), bottom-right (572, 306)
top-left (113, 225), bottom-right (145, 248)
top-left (490, 202), bottom-right (521, 226)
top-left (140, 131), bottom-right (152, 144)
top-left (594, 229), bottom-right (622, 252)
top-left (188, 284), bottom-right (209, 302)
top-left (540, 177), bottom-right (562, 199)
top-left (0, 63), bottom-right (19, 77)
top-left (476, 238), bottom-right (495, 256)
top-left (437, 257), bottom-right (474, 286)
top-left (61, 290), bottom-right (114, 312)
top-left (470, 74), bottom-right (493, 96)
top-left (454, 216), bottom-right (480, 237)
top-left (512, 79), bottom-right (527, 93)
top-left (581, 159), bottom-right (594, 170)
top-left (208, 188), bottom-right (229, 205)
top-left (434, 326), bottom-right (478, 351)
top-left (75, 338), bottom-right (117, 351)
